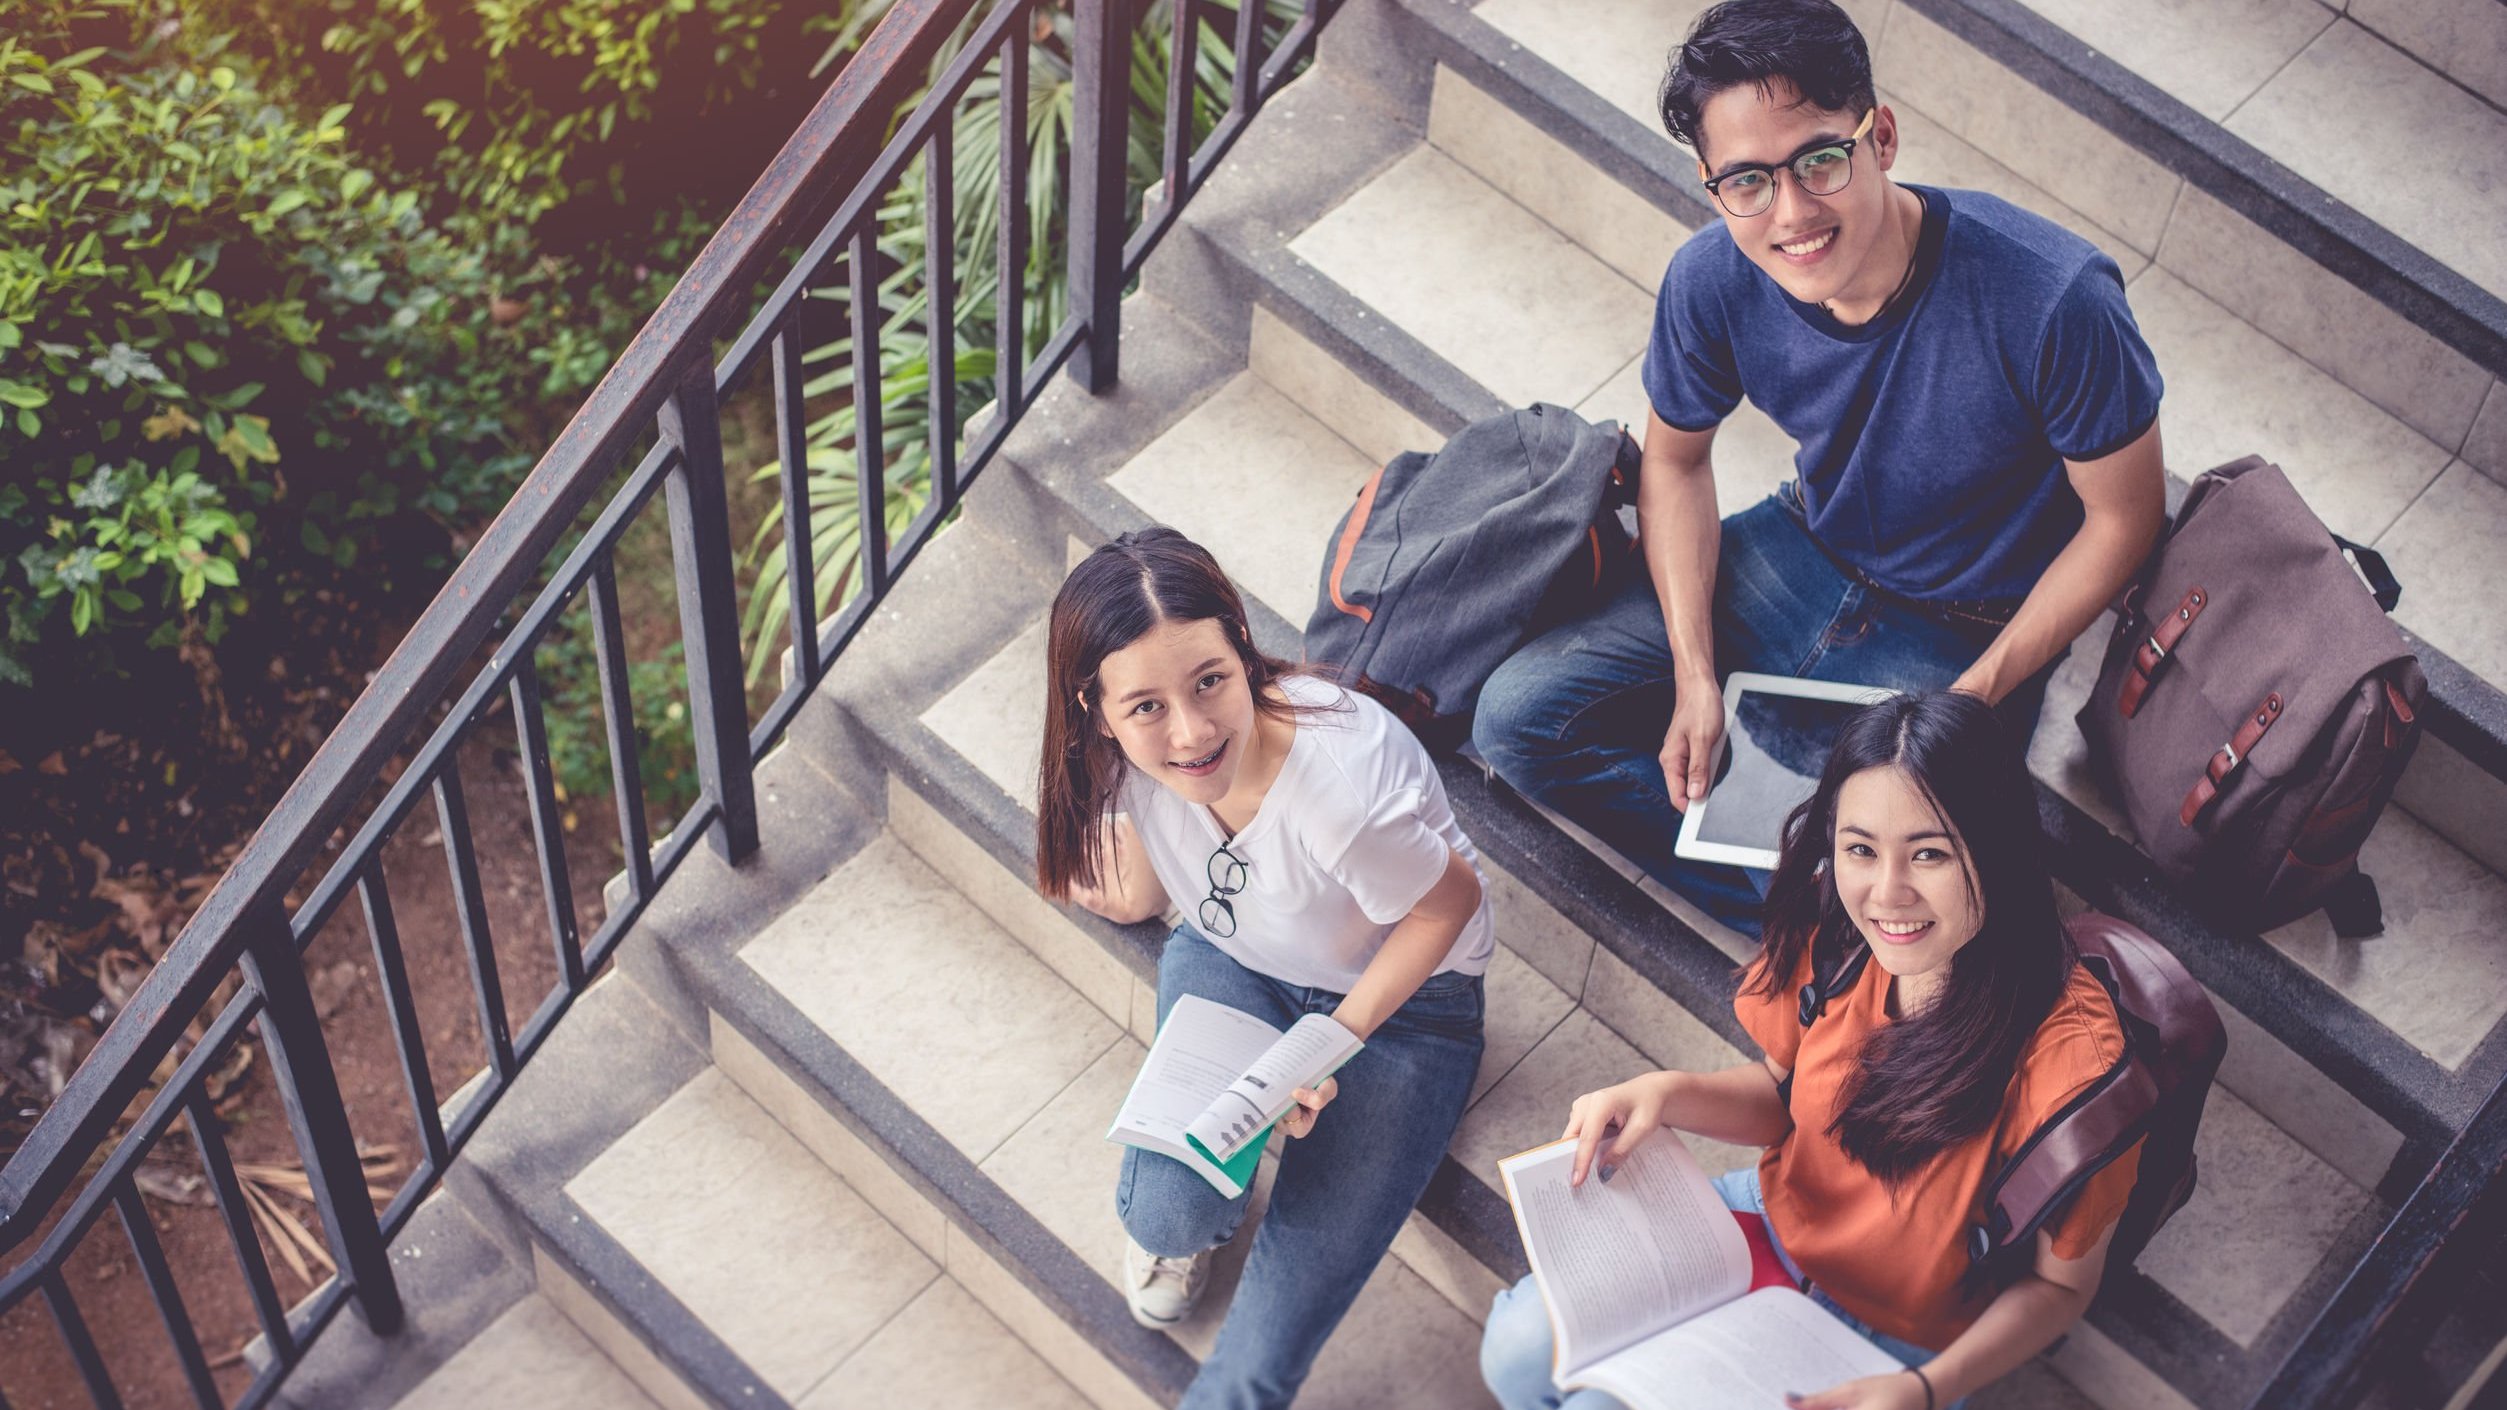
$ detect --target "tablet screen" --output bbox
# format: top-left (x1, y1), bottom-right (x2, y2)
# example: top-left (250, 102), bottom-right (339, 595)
top-left (1692, 690), bottom-right (1873, 855)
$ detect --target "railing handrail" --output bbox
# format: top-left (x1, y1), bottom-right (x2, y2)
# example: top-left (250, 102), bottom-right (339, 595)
top-left (0, 0), bottom-right (970, 1249)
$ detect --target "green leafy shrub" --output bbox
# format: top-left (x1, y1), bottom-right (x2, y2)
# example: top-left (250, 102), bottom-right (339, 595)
top-left (0, 7), bottom-right (548, 685)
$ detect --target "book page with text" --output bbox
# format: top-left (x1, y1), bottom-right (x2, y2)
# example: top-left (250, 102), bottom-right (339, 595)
top-left (1110, 995), bottom-right (1282, 1149)
top-left (1571, 1287), bottom-right (1907, 1410)
top-left (1184, 1012), bottom-right (1363, 1163)
top-left (1499, 1137), bottom-right (1752, 1378)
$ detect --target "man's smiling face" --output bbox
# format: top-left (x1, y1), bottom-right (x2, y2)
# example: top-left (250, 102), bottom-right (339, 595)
top-left (1694, 79), bottom-right (1901, 309)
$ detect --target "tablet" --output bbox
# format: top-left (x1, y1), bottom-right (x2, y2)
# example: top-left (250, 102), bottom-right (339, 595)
top-left (1672, 673), bottom-right (1898, 871)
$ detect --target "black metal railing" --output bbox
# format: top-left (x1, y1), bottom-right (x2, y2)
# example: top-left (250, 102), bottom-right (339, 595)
top-left (0, 1), bottom-right (1331, 1404)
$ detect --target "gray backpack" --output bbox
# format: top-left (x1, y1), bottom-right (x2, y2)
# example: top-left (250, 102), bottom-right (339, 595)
top-left (1307, 404), bottom-right (1638, 750)
top-left (2077, 455), bottom-right (2425, 937)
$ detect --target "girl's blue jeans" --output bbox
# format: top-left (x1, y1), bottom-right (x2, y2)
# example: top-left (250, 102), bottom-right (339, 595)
top-left (1478, 1165), bottom-right (1968, 1410)
top-left (1118, 926), bottom-right (1486, 1410)
top-left (1471, 491), bottom-right (2055, 934)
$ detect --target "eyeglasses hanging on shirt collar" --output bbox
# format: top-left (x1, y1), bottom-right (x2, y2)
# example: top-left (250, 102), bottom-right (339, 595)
top-left (1200, 842), bottom-right (1249, 939)
top-left (1698, 108), bottom-right (1876, 219)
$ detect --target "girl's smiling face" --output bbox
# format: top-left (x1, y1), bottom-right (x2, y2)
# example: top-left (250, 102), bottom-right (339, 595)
top-left (1092, 617), bottom-right (1258, 807)
top-left (1831, 763), bottom-right (1983, 1000)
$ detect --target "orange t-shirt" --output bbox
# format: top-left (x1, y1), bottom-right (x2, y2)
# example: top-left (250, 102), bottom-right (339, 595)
top-left (1735, 945), bottom-right (2143, 1351)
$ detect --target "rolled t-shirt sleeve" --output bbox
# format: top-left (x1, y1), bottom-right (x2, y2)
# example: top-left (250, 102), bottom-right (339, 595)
top-left (1321, 787), bottom-right (1452, 925)
top-left (2033, 255), bottom-right (2163, 462)
top-left (1641, 231), bottom-right (1745, 432)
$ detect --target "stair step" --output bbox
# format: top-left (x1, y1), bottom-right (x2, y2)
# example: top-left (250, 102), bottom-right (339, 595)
top-left (392, 1294), bottom-right (660, 1410)
top-left (1288, 145), bottom-right (1653, 410)
top-left (569, 1065), bottom-right (1095, 1408)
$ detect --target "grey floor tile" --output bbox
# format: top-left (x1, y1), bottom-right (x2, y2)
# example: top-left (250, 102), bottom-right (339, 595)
top-left (1106, 373), bottom-right (1376, 624)
top-left (2131, 268), bottom-right (2453, 545)
top-left (2136, 1087), bottom-right (2370, 1347)
top-left (566, 1069), bottom-right (940, 1398)
top-left (1430, 64), bottom-right (1692, 289)
top-left (939, 1222), bottom-right (1163, 1410)
top-left (1482, 856), bottom-right (1598, 1003)
top-left (922, 616), bottom-right (1049, 813)
top-left (2047, 1322), bottom-right (2201, 1410)
top-left (2227, 20), bottom-right (2507, 301)
top-left (1455, 1008), bottom-right (1755, 1184)
top-left (2024, 613), bottom-right (2134, 839)
top-left (981, 1039), bottom-right (1138, 1289)
top-left (1475, 0), bottom-right (1893, 137)
top-left (1297, 1257), bottom-right (1502, 1410)
top-left (1477, 942), bottom-right (1578, 1102)
top-left (2395, 733), bottom-right (2507, 879)
top-left (395, 1294), bottom-right (660, 1410)
top-left (2348, 0), bottom-right (2507, 111)
top-left (2009, 0), bottom-right (2335, 121)
top-left (801, 1276), bottom-right (1093, 1410)
top-left (2468, 381), bottom-right (2507, 486)
top-left (1880, 7), bottom-right (2181, 255)
top-left (1289, 147), bottom-right (1653, 410)
top-left (2383, 462), bottom-right (2507, 687)
top-left (1248, 305), bottom-right (1442, 470)
top-left (1884, 99), bottom-right (2144, 277)
top-left (2155, 187), bottom-right (2490, 458)
top-left (741, 834), bottom-right (1124, 1158)
top-left (2263, 804), bottom-right (2507, 1071)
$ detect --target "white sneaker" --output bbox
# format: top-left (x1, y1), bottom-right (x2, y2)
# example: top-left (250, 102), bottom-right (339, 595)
top-left (1123, 1236), bottom-right (1212, 1328)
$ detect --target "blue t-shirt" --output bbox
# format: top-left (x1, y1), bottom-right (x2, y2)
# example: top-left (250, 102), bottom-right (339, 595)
top-left (1641, 185), bottom-right (2162, 604)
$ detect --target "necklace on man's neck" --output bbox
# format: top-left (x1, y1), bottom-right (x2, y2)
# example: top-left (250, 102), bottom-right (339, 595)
top-left (1822, 190), bottom-right (1923, 324)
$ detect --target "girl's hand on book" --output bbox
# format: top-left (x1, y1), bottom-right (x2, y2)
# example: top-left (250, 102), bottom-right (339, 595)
top-left (1563, 1073), bottom-right (1678, 1187)
top-left (1782, 1369), bottom-right (1931, 1410)
top-left (1282, 1077), bottom-right (1338, 1139)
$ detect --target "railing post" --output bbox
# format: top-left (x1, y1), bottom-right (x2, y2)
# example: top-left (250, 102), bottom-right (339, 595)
top-left (238, 913), bottom-right (403, 1334)
top-left (657, 358), bottom-right (762, 862)
top-left (1069, 0), bottom-right (1131, 393)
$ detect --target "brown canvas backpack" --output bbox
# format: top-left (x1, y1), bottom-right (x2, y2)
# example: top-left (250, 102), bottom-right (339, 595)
top-left (2076, 456), bottom-right (2426, 937)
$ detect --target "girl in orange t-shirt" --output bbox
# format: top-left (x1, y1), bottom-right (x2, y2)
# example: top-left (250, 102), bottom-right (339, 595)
top-left (1480, 691), bottom-right (2141, 1410)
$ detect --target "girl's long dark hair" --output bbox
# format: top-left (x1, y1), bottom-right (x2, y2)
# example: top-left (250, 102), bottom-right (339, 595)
top-left (1034, 528), bottom-right (1310, 899)
top-left (1740, 691), bottom-right (2073, 1186)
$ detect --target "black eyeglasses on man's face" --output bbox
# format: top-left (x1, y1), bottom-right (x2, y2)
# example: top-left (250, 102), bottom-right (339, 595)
top-left (1699, 108), bottom-right (1876, 219)
top-left (1199, 843), bottom-right (1248, 939)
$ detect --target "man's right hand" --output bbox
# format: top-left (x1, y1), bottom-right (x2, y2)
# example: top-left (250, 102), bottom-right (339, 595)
top-left (1660, 678), bottom-right (1724, 812)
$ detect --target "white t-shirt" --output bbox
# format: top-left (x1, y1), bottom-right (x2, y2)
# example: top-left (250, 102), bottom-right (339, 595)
top-left (1117, 674), bottom-right (1497, 992)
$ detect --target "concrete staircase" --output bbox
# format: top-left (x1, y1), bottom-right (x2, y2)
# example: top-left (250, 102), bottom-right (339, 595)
top-left (277, 1), bottom-right (2507, 1406)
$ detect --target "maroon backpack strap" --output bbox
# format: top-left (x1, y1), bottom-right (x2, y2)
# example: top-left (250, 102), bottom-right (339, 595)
top-left (2178, 691), bottom-right (2284, 827)
top-left (1970, 951), bottom-right (2150, 1265)
top-left (2118, 585), bottom-right (2206, 718)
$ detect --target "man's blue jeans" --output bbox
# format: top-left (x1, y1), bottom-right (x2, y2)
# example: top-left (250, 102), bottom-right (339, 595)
top-left (1118, 926), bottom-right (1486, 1410)
top-left (1473, 492), bottom-right (2056, 934)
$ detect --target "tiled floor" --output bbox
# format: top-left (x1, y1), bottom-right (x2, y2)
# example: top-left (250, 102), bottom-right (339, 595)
top-left (566, 1068), bottom-right (942, 1400)
top-left (394, 1295), bottom-right (661, 1410)
top-left (2009, 0), bottom-right (2336, 122)
top-left (2135, 1088), bottom-right (2372, 1348)
top-left (740, 834), bottom-right (1123, 1159)
top-left (2380, 462), bottom-right (2507, 686)
top-left (2124, 267), bottom-right (2454, 546)
top-left (1105, 374), bottom-right (1378, 623)
top-left (2224, 19), bottom-right (2507, 301)
top-left (1288, 147), bottom-right (1652, 410)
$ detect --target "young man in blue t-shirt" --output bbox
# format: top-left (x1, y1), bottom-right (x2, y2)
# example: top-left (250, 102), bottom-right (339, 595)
top-left (1474, 0), bottom-right (2167, 927)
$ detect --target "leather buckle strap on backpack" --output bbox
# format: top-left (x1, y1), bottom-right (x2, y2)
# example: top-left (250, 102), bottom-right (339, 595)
top-left (2117, 585), bottom-right (2206, 718)
top-left (2179, 692), bottom-right (2284, 827)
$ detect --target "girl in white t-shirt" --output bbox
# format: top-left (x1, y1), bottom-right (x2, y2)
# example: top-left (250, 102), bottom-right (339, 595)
top-left (1036, 528), bottom-right (1493, 1409)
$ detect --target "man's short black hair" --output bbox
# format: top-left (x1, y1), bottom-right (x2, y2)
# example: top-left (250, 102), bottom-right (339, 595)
top-left (1659, 0), bottom-right (1876, 158)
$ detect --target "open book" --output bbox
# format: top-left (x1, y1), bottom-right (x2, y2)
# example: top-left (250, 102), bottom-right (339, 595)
top-left (1499, 1137), bottom-right (1905, 1410)
top-left (1106, 995), bottom-right (1363, 1197)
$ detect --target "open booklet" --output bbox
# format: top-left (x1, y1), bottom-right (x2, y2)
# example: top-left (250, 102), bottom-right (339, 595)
top-left (1105, 995), bottom-right (1363, 1198)
top-left (1499, 1137), bottom-right (1905, 1410)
